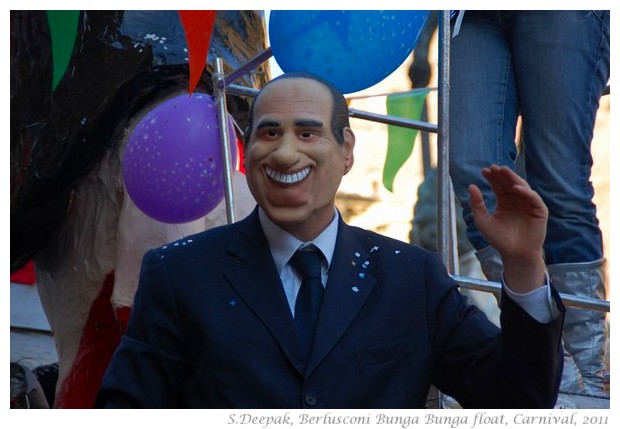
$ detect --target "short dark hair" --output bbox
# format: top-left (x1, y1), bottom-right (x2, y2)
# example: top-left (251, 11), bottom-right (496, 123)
top-left (244, 72), bottom-right (350, 146)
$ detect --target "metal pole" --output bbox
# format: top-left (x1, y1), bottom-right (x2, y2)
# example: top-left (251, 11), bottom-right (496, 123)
top-left (453, 275), bottom-right (611, 313)
top-left (437, 12), bottom-right (456, 274)
top-left (433, 10), bottom-right (456, 410)
top-left (213, 57), bottom-right (237, 224)
top-left (224, 47), bottom-right (273, 86)
top-left (348, 108), bottom-right (438, 133)
top-left (226, 83), bottom-right (260, 98)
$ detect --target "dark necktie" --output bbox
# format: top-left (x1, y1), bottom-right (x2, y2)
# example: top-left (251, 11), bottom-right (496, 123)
top-left (290, 248), bottom-right (324, 362)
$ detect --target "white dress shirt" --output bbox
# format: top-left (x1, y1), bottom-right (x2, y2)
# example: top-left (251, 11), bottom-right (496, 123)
top-left (259, 207), bottom-right (337, 317)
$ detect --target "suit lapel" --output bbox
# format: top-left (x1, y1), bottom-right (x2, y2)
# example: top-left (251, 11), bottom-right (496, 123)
top-left (224, 208), bottom-right (305, 375)
top-left (306, 218), bottom-right (377, 375)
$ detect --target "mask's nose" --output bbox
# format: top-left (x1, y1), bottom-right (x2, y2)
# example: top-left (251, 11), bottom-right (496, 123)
top-left (270, 132), bottom-right (299, 167)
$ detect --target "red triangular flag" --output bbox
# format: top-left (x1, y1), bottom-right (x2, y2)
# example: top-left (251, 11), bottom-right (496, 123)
top-left (179, 11), bottom-right (217, 95)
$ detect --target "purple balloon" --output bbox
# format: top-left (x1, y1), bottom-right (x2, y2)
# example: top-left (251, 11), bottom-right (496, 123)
top-left (122, 93), bottom-right (238, 223)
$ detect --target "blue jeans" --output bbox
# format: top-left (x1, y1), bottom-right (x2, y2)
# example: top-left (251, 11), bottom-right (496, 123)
top-left (449, 11), bottom-right (610, 264)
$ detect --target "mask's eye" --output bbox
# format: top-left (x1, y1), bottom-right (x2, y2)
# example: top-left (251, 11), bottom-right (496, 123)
top-left (300, 131), bottom-right (317, 139)
top-left (258, 129), bottom-right (280, 139)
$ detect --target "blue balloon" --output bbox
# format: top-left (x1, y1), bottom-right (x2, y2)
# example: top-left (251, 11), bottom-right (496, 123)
top-left (269, 10), bottom-right (430, 94)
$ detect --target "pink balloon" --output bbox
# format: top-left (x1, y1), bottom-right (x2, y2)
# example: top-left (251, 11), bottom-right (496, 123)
top-left (122, 93), bottom-right (237, 223)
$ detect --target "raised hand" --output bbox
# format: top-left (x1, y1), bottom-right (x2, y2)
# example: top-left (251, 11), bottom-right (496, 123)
top-left (469, 165), bottom-right (548, 293)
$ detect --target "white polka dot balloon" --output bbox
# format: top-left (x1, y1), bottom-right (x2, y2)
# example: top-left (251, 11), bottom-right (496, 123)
top-left (122, 93), bottom-right (237, 223)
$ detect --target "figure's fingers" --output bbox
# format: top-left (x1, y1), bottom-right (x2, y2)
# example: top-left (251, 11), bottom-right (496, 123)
top-left (481, 166), bottom-right (509, 196)
top-left (468, 183), bottom-right (490, 223)
top-left (484, 165), bottom-right (548, 218)
top-left (484, 165), bottom-right (530, 193)
top-left (512, 184), bottom-right (549, 217)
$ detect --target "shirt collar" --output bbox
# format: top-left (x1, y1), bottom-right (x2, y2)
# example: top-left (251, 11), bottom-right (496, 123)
top-left (258, 207), bottom-right (339, 274)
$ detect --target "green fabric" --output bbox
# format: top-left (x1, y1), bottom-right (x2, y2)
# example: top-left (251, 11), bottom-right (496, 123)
top-left (46, 10), bottom-right (80, 91)
top-left (383, 89), bottom-right (429, 192)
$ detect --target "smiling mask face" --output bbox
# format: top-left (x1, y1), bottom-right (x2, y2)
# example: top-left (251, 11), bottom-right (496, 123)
top-left (244, 78), bottom-right (355, 241)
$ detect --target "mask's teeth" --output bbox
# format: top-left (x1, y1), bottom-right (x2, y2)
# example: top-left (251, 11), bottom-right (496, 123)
top-left (266, 166), bottom-right (311, 184)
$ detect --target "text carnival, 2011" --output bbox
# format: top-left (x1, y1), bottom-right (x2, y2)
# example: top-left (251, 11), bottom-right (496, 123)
top-left (226, 411), bottom-right (608, 428)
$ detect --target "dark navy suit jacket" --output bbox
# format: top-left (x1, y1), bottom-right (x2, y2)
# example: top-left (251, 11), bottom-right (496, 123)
top-left (96, 208), bottom-right (564, 408)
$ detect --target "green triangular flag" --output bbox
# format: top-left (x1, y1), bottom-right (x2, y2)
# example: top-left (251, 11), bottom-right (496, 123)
top-left (383, 89), bottom-right (430, 192)
top-left (46, 10), bottom-right (80, 91)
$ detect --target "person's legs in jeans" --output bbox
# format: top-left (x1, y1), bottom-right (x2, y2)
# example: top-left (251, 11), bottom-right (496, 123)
top-left (449, 11), bottom-right (581, 396)
top-left (510, 10), bottom-right (610, 397)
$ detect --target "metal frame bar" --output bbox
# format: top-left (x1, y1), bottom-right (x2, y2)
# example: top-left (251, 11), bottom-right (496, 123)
top-left (437, 11), bottom-right (454, 273)
top-left (213, 58), bottom-right (237, 223)
top-left (454, 275), bottom-right (610, 312)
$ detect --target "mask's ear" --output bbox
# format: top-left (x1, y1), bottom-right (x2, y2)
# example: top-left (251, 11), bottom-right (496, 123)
top-left (343, 127), bottom-right (355, 175)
